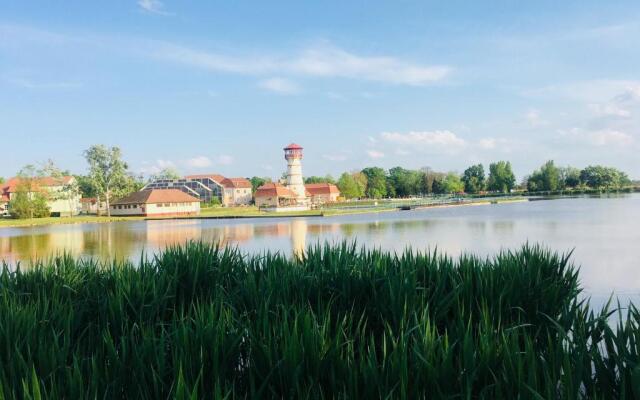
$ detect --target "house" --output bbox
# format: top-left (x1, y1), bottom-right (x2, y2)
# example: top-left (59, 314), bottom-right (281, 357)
top-left (220, 177), bottom-right (252, 207)
top-left (305, 183), bottom-right (340, 205)
top-left (143, 174), bottom-right (252, 207)
top-left (80, 197), bottom-right (108, 215)
top-left (254, 183), bottom-right (299, 210)
top-left (1, 176), bottom-right (81, 217)
top-left (110, 189), bottom-right (200, 217)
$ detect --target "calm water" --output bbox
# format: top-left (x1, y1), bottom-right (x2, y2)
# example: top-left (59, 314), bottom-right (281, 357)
top-left (1, 195), bottom-right (639, 305)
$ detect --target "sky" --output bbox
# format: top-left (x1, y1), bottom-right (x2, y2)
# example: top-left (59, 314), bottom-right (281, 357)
top-left (1, 0), bottom-right (639, 181)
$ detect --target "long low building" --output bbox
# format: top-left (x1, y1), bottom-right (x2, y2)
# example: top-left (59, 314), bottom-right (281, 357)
top-left (305, 183), bottom-right (340, 204)
top-left (110, 189), bottom-right (200, 217)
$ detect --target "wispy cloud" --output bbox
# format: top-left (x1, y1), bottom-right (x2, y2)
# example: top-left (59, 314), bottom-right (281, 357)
top-left (258, 77), bottom-right (300, 94)
top-left (137, 0), bottom-right (171, 16)
top-left (589, 129), bottom-right (634, 146)
top-left (366, 150), bottom-right (385, 159)
top-left (184, 156), bottom-right (212, 168)
top-left (215, 155), bottom-right (234, 165)
top-left (153, 42), bottom-right (450, 86)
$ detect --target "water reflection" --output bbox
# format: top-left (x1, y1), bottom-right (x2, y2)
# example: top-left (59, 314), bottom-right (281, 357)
top-left (1, 195), bottom-right (639, 307)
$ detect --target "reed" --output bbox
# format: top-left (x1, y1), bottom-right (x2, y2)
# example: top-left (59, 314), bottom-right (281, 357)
top-left (0, 242), bottom-right (638, 398)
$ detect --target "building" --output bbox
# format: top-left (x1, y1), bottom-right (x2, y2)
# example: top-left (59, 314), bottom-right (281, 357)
top-left (0, 176), bottom-right (81, 217)
top-left (220, 177), bottom-right (253, 206)
top-left (305, 183), bottom-right (340, 205)
top-left (110, 189), bottom-right (200, 217)
top-left (284, 143), bottom-right (309, 205)
top-left (254, 182), bottom-right (306, 211)
top-left (143, 174), bottom-right (251, 207)
top-left (80, 197), bottom-right (108, 215)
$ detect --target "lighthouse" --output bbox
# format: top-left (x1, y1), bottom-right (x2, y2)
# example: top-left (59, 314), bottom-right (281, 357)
top-left (283, 143), bottom-right (308, 204)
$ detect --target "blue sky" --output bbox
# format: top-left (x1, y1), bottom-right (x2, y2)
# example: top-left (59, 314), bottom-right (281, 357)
top-left (1, 0), bottom-right (639, 180)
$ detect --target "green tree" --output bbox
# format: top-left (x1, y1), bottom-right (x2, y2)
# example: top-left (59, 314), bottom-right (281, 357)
top-left (304, 175), bottom-right (335, 184)
top-left (387, 167), bottom-right (421, 197)
top-left (580, 165), bottom-right (630, 189)
top-left (361, 167), bottom-right (387, 199)
top-left (559, 166), bottom-right (581, 188)
top-left (249, 176), bottom-right (271, 193)
top-left (418, 168), bottom-right (445, 195)
top-left (352, 172), bottom-right (368, 198)
top-left (8, 165), bottom-right (50, 219)
top-left (527, 160), bottom-right (560, 192)
top-left (487, 161), bottom-right (516, 193)
top-left (461, 164), bottom-right (485, 194)
top-left (337, 173), bottom-right (361, 199)
top-left (0, 177), bottom-right (4, 184)
top-left (442, 172), bottom-right (464, 194)
top-left (84, 145), bottom-right (129, 217)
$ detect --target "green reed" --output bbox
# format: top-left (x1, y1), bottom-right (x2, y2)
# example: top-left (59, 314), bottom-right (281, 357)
top-left (0, 242), bottom-right (638, 399)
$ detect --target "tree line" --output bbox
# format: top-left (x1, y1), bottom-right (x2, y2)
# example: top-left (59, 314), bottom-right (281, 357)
top-left (295, 161), bottom-right (632, 200)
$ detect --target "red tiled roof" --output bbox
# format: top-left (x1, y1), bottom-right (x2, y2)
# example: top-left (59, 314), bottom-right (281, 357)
top-left (305, 183), bottom-right (340, 196)
top-left (255, 183), bottom-right (296, 198)
top-left (2, 176), bottom-right (74, 194)
top-left (184, 174), bottom-right (226, 184)
top-left (283, 143), bottom-right (303, 150)
top-left (112, 189), bottom-right (200, 205)
top-left (221, 177), bottom-right (252, 189)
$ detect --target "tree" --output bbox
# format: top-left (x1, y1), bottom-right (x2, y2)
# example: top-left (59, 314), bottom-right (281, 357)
top-left (527, 160), bottom-right (560, 192)
top-left (337, 173), bottom-right (361, 199)
top-left (352, 172), bottom-right (368, 198)
top-left (387, 167), bottom-right (421, 197)
top-left (361, 167), bottom-right (387, 199)
top-left (304, 175), bottom-right (335, 184)
top-left (8, 165), bottom-right (50, 219)
top-left (249, 176), bottom-right (271, 193)
top-left (461, 164), bottom-right (485, 194)
top-left (441, 172), bottom-right (464, 194)
top-left (580, 165), bottom-right (630, 189)
top-left (487, 161), bottom-right (516, 193)
top-left (0, 177), bottom-right (4, 184)
top-left (418, 168), bottom-right (445, 195)
top-left (84, 145), bottom-right (129, 217)
top-left (559, 166), bottom-right (581, 189)
top-left (40, 159), bottom-right (80, 216)
top-left (149, 167), bottom-right (180, 182)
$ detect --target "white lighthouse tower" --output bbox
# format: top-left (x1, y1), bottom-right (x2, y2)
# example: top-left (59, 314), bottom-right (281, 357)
top-left (284, 143), bottom-right (308, 205)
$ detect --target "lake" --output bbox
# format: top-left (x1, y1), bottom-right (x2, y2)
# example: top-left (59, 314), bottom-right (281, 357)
top-left (1, 194), bottom-right (639, 307)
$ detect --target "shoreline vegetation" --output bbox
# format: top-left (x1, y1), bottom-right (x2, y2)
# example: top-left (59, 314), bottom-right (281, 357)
top-left (1, 242), bottom-right (639, 397)
top-left (0, 189), bottom-right (638, 228)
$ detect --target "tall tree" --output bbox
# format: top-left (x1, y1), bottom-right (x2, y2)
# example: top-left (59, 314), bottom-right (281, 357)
top-left (304, 175), bottom-right (335, 184)
top-left (559, 166), bottom-right (581, 189)
top-left (461, 164), bottom-right (485, 194)
top-left (487, 161), bottom-right (516, 193)
top-left (361, 167), bottom-right (387, 199)
top-left (442, 172), bottom-right (464, 194)
top-left (337, 173), bottom-right (361, 199)
top-left (580, 165), bottom-right (630, 189)
top-left (84, 145), bottom-right (128, 217)
top-left (527, 160), bottom-right (560, 192)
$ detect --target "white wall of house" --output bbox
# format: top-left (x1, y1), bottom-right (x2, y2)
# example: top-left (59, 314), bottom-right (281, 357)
top-left (255, 196), bottom-right (278, 208)
top-left (223, 188), bottom-right (252, 206)
top-left (110, 201), bottom-right (200, 216)
top-left (309, 192), bottom-right (339, 205)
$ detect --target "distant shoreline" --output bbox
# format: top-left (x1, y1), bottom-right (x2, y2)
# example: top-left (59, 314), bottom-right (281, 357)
top-left (0, 193), bottom-right (632, 229)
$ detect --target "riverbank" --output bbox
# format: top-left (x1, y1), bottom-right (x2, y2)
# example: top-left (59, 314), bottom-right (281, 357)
top-left (1, 242), bottom-right (637, 398)
top-left (0, 194), bottom-right (612, 228)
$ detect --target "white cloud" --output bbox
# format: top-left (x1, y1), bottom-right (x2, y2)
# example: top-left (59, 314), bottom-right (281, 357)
top-left (589, 129), bottom-right (634, 146)
top-left (216, 155), bottom-right (234, 165)
top-left (138, 0), bottom-right (171, 15)
top-left (524, 109), bottom-right (548, 126)
top-left (366, 150), bottom-right (385, 159)
top-left (258, 77), bottom-right (300, 94)
top-left (153, 42), bottom-right (450, 86)
top-left (588, 103), bottom-right (631, 118)
top-left (291, 45), bottom-right (450, 86)
top-left (185, 156), bottom-right (212, 168)
top-left (479, 138), bottom-right (497, 149)
top-left (380, 130), bottom-right (466, 147)
top-left (524, 80), bottom-right (640, 103)
top-left (138, 159), bottom-right (176, 175)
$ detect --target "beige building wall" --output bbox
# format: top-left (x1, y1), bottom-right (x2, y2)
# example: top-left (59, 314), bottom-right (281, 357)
top-left (255, 196), bottom-right (278, 208)
top-left (223, 188), bottom-right (252, 206)
top-left (110, 201), bottom-right (200, 216)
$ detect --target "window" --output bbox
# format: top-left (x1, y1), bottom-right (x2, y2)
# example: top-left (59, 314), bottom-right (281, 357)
top-left (164, 203), bottom-right (170, 207)
top-left (157, 203), bottom-right (163, 208)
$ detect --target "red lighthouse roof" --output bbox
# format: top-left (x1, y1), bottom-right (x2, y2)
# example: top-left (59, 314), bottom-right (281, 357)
top-left (283, 143), bottom-right (303, 150)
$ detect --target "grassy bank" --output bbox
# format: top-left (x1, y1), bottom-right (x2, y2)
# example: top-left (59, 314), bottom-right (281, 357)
top-left (1, 242), bottom-right (639, 398)
top-left (0, 215), bottom-right (145, 228)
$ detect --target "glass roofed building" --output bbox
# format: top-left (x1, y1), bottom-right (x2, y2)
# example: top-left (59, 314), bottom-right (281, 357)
top-left (143, 174), bottom-right (252, 206)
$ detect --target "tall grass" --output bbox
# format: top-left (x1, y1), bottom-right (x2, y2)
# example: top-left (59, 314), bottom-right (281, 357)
top-left (0, 242), bottom-right (638, 398)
